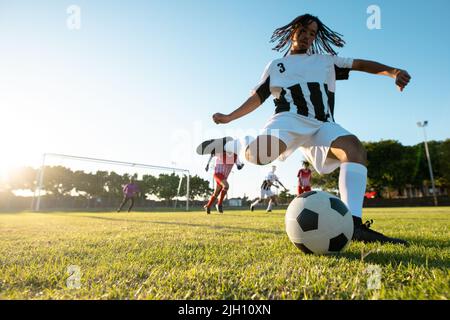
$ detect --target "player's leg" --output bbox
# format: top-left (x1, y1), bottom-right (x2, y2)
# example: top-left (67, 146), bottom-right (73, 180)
top-left (117, 196), bottom-right (128, 212)
top-left (197, 133), bottom-right (289, 166)
top-left (250, 197), bottom-right (261, 211)
top-left (251, 187), bottom-right (267, 211)
top-left (196, 137), bottom-right (234, 155)
top-left (328, 135), bottom-right (367, 220)
top-left (127, 197), bottom-right (135, 212)
top-left (204, 183), bottom-right (222, 214)
top-left (297, 185), bottom-right (303, 196)
top-left (328, 135), bottom-right (408, 245)
top-left (266, 195), bottom-right (276, 212)
top-left (216, 179), bottom-right (229, 214)
top-left (267, 199), bottom-right (272, 212)
top-left (304, 186), bottom-right (311, 192)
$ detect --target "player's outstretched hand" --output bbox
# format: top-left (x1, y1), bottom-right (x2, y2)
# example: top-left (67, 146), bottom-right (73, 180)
top-left (212, 113), bottom-right (230, 124)
top-left (395, 69), bottom-right (411, 92)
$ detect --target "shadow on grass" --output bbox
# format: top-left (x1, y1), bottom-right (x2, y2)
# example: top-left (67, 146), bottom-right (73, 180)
top-left (339, 249), bottom-right (449, 269)
top-left (46, 213), bottom-right (286, 236)
top-left (45, 213), bottom-right (449, 269)
top-left (337, 237), bottom-right (450, 269)
top-left (223, 212), bottom-right (284, 218)
top-left (403, 237), bottom-right (450, 249)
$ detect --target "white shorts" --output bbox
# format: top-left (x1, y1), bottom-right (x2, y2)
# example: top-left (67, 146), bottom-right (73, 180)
top-left (261, 112), bottom-right (354, 175)
top-left (260, 188), bottom-right (275, 198)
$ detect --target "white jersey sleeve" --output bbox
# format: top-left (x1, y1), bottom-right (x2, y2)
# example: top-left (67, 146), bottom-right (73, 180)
top-left (250, 61), bottom-right (273, 103)
top-left (332, 55), bottom-right (354, 69)
top-left (326, 55), bottom-right (354, 92)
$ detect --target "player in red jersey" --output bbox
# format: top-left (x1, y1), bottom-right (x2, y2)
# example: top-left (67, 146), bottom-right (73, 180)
top-left (204, 151), bottom-right (244, 214)
top-left (297, 161), bottom-right (312, 195)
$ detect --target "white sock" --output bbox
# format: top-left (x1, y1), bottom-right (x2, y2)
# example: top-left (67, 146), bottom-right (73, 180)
top-left (251, 199), bottom-right (261, 207)
top-left (338, 162), bottom-right (367, 218)
top-left (267, 200), bottom-right (273, 211)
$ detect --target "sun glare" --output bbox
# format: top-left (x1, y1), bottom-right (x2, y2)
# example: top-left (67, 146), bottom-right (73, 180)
top-left (0, 159), bottom-right (15, 184)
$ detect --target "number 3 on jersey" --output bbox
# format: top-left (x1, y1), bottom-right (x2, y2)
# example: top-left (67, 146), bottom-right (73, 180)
top-left (277, 63), bottom-right (286, 73)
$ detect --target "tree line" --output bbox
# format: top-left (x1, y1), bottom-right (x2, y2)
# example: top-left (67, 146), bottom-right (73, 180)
top-left (2, 166), bottom-right (212, 203)
top-left (311, 139), bottom-right (450, 198)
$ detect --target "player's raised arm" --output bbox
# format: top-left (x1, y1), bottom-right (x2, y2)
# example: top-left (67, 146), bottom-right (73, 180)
top-left (274, 178), bottom-right (287, 191)
top-left (212, 93), bottom-right (263, 124)
top-left (351, 59), bottom-right (411, 92)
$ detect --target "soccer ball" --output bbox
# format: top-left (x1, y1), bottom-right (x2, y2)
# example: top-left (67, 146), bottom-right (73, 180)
top-left (285, 191), bottom-right (354, 255)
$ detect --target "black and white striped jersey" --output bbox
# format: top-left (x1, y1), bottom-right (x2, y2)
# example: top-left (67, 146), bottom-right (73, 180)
top-left (261, 172), bottom-right (279, 190)
top-left (252, 54), bottom-right (353, 122)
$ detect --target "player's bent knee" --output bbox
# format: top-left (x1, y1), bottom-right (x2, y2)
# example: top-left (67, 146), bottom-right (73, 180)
top-left (332, 135), bottom-right (367, 165)
top-left (359, 147), bottom-right (368, 164)
top-left (349, 138), bottom-right (367, 164)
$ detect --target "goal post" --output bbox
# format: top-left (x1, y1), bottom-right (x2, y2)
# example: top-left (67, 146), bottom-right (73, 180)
top-left (32, 153), bottom-right (190, 211)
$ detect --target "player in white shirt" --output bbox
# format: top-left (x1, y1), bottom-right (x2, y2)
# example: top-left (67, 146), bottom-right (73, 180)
top-left (205, 14), bottom-right (411, 245)
top-left (250, 166), bottom-right (287, 212)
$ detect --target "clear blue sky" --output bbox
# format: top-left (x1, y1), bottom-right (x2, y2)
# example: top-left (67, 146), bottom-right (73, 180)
top-left (1, 0), bottom-right (449, 198)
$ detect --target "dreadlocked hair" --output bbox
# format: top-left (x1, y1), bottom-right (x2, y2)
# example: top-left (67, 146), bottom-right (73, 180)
top-left (271, 14), bottom-right (345, 56)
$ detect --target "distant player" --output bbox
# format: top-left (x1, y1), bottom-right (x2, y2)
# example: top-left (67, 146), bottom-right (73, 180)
top-left (297, 161), bottom-right (312, 195)
top-left (250, 165), bottom-right (287, 212)
top-left (117, 178), bottom-right (140, 212)
top-left (204, 151), bottom-right (244, 214)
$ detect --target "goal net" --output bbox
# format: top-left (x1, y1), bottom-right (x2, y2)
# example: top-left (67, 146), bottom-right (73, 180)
top-left (32, 153), bottom-right (190, 211)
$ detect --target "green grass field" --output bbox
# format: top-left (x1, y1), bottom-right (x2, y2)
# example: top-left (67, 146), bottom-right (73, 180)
top-left (0, 207), bottom-right (448, 300)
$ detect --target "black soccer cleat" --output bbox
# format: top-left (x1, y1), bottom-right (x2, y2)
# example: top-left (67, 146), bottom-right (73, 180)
top-left (204, 205), bottom-right (211, 214)
top-left (216, 204), bottom-right (223, 214)
top-left (196, 137), bottom-right (233, 155)
top-left (250, 205), bottom-right (254, 212)
top-left (352, 216), bottom-right (409, 245)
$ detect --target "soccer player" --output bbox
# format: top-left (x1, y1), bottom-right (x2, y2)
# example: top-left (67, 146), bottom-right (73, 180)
top-left (250, 165), bottom-right (287, 212)
top-left (204, 151), bottom-right (244, 214)
top-left (117, 177), bottom-right (140, 212)
top-left (297, 161), bottom-right (312, 195)
top-left (206, 14), bottom-right (411, 244)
